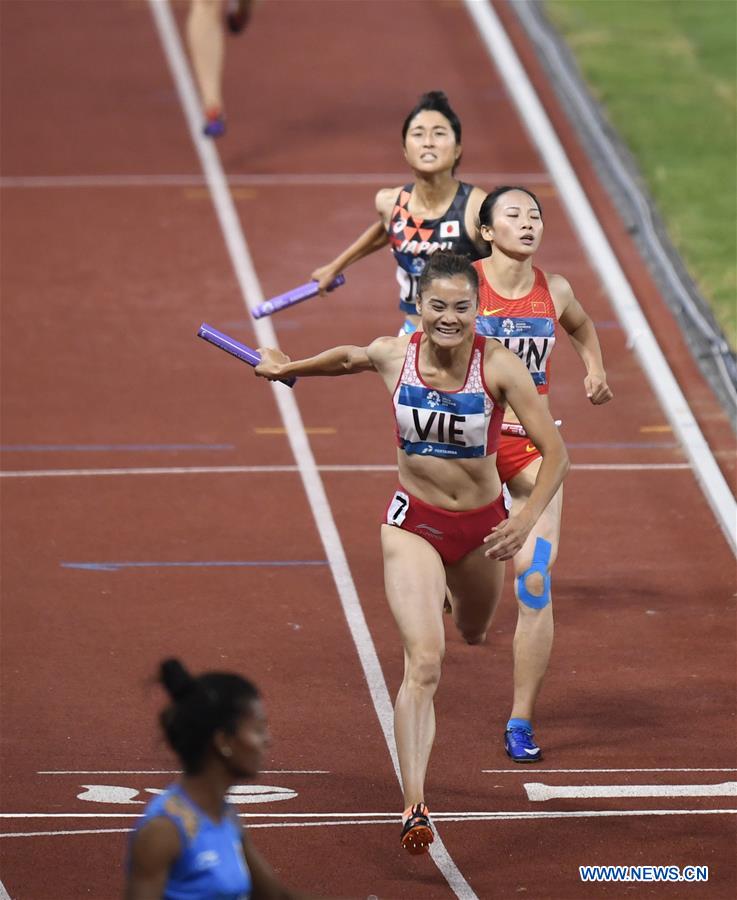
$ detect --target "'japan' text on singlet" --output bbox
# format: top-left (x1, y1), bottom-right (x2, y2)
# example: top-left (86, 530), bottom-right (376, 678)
top-left (473, 263), bottom-right (558, 395)
top-left (388, 182), bottom-right (482, 315)
top-left (393, 331), bottom-right (504, 459)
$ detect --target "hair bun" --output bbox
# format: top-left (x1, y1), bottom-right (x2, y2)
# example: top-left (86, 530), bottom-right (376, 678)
top-left (160, 658), bottom-right (196, 701)
top-left (424, 90), bottom-right (448, 103)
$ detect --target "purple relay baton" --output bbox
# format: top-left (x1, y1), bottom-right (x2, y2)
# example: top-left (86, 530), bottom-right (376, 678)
top-left (197, 323), bottom-right (297, 388)
top-left (251, 274), bottom-right (345, 319)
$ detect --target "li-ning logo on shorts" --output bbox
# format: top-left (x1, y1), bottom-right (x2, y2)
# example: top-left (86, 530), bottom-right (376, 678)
top-left (415, 523), bottom-right (444, 539)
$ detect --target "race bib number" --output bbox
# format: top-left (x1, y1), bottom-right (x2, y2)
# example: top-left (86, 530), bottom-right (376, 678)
top-left (387, 491), bottom-right (409, 526)
top-left (395, 267), bottom-right (419, 304)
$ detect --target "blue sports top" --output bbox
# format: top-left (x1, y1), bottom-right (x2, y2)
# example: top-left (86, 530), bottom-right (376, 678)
top-left (130, 784), bottom-right (251, 900)
top-left (393, 331), bottom-right (503, 459)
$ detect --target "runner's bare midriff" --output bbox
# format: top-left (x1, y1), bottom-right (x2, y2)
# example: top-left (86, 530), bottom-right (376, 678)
top-left (397, 451), bottom-right (502, 511)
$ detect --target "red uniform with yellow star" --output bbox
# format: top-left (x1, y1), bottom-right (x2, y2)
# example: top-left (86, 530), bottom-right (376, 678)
top-left (473, 261), bottom-right (559, 483)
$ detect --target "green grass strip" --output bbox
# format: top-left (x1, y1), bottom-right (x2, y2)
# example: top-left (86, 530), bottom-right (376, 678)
top-left (545, 0), bottom-right (736, 348)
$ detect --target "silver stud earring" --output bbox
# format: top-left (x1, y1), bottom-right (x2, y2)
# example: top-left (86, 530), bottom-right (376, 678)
top-left (221, 746), bottom-right (232, 758)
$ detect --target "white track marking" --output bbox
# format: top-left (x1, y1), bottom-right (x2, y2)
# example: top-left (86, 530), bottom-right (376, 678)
top-left (2, 808), bottom-right (735, 821)
top-left (0, 879), bottom-right (11, 900)
top-left (483, 768), bottom-right (737, 773)
top-left (525, 782), bottom-right (737, 801)
top-left (464, 0), bottom-right (736, 553)
top-left (1, 829), bottom-right (134, 839)
top-left (0, 172), bottom-right (548, 189)
top-left (148, 2), bottom-right (475, 895)
top-left (0, 463), bottom-right (692, 479)
top-left (2, 809), bottom-right (735, 840)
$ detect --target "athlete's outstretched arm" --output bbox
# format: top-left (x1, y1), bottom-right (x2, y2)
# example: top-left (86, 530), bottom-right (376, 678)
top-left (484, 349), bottom-right (569, 561)
top-left (310, 188), bottom-right (395, 292)
top-left (255, 345), bottom-right (375, 380)
top-left (550, 274), bottom-right (613, 405)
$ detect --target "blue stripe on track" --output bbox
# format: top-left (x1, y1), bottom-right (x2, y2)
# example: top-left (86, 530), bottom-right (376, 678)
top-left (61, 560), bottom-right (328, 571)
top-left (1, 444), bottom-right (235, 452)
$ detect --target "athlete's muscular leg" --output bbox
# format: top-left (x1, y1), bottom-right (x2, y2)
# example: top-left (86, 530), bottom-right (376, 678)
top-left (507, 459), bottom-right (562, 721)
top-left (381, 525), bottom-right (446, 809)
top-left (187, 0), bottom-right (225, 113)
top-left (445, 542), bottom-right (505, 645)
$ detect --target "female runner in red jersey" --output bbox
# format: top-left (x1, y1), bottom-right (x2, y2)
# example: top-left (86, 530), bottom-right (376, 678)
top-left (310, 91), bottom-right (488, 334)
top-left (473, 186), bottom-right (613, 764)
top-left (255, 250), bottom-right (569, 854)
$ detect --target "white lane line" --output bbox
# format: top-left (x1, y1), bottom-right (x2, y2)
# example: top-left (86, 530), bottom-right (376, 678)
top-left (0, 463), bottom-right (692, 478)
top-left (2, 808), bottom-right (735, 839)
top-left (0, 172), bottom-right (549, 189)
top-left (1, 829), bottom-right (134, 839)
top-left (483, 768), bottom-right (737, 773)
top-left (148, 3), bottom-right (475, 896)
top-left (0, 879), bottom-right (11, 900)
top-left (525, 782), bottom-right (737, 801)
top-left (3, 807), bottom-right (735, 820)
top-left (464, 0), bottom-right (737, 554)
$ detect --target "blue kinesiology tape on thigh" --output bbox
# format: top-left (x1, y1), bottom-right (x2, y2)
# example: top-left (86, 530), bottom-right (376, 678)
top-left (516, 537), bottom-right (552, 610)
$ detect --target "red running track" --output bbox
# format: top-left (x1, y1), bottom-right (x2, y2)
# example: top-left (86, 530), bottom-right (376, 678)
top-left (1, 2), bottom-right (735, 898)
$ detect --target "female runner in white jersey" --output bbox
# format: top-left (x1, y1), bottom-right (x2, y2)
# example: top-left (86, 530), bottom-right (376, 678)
top-left (255, 250), bottom-right (569, 855)
top-left (474, 186), bottom-right (613, 764)
top-left (310, 91), bottom-right (488, 334)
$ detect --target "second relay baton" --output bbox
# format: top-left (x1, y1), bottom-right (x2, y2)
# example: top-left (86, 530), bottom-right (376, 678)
top-left (252, 274), bottom-right (346, 319)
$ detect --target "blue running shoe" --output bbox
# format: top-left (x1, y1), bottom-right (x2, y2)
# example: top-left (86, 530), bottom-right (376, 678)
top-left (505, 726), bottom-right (542, 763)
top-left (203, 114), bottom-right (226, 139)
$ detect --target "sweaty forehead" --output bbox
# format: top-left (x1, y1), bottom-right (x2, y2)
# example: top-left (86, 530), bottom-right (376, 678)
top-left (498, 191), bottom-right (540, 212)
top-left (408, 110), bottom-right (452, 131)
top-left (425, 275), bottom-right (477, 302)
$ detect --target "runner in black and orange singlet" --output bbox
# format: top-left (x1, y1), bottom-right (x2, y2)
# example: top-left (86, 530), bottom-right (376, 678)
top-left (311, 91), bottom-right (488, 333)
top-left (474, 186), bottom-right (613, 764)
top-left (254, 251), bottom-right (569, 854)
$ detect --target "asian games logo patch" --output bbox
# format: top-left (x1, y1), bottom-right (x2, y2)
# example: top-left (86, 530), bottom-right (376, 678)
top-left (426, 390), bottom-right (441, 408)
top-left (502, 318), bottom-right (516, 336)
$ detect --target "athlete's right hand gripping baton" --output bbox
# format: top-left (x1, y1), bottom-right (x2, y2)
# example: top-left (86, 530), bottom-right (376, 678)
top-left (252, 275), bottom-right (346, 319)
top-left (197, 323), bottom-right (297, 388)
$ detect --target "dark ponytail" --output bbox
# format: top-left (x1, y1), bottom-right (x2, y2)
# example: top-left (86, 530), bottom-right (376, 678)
top-left (158, 658), bottom-right (259, 774)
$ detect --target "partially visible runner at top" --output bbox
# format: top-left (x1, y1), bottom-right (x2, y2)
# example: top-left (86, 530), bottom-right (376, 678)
top-left (473, 185), bottom-right (613, 764)
top-left (310, 91), bottom-right (489, 335)
top-left (186, 0), bottom-right (255, 138)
